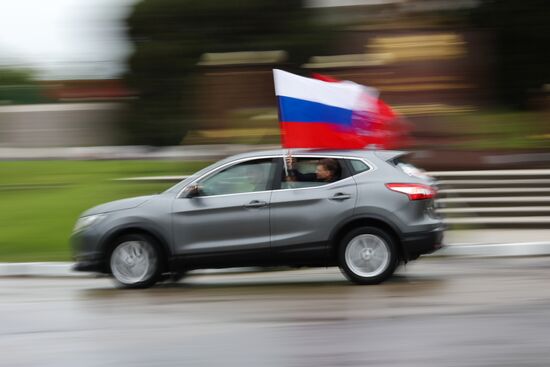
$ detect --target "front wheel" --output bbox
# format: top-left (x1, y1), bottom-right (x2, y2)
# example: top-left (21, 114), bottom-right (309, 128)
top-left (338, 227), bottom-right (399, 285)
top-left (109, 234), bottom-right (162, 289)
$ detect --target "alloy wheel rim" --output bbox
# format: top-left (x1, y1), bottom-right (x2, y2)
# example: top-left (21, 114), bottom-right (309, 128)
top-left (345, 234), bottom-right (390, 278)
top-left (111, 241), bottom-right (157, 284)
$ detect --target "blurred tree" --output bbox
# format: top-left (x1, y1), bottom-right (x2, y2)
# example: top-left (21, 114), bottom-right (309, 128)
top-left (471, 0), bottom-right (550, 109)
top-left (0, 68), bottom-right (43, 105)
top-left (124, 0), bottom-right (328, 146)
top-left (0, 68), bottom-right (34, 85)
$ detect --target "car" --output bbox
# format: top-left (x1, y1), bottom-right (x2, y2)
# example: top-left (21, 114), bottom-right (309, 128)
top-left (71, 149), bottom-right (444, 288)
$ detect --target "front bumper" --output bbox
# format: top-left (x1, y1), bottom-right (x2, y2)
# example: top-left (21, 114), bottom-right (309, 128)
top-left (73, 257), bottom-right (104, 272)
top-left (401, 225), bottom-right (445, 260)
top-left (71, 229), bottom-right (106, 273)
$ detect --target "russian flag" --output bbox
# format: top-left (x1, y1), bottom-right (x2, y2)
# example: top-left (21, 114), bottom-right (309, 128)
top-left (273, 69), bottom-right (379, 149)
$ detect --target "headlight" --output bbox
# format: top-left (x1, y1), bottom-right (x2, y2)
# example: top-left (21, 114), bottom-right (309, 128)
top-left (73, 214), bottom-right (106, 233)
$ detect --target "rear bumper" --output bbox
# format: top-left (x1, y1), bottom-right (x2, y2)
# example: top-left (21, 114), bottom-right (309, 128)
top-left (401, 226), bottom-right (445, 260)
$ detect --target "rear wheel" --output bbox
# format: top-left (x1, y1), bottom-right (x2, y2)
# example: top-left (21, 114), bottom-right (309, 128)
top-left (109, 234), bottom-right (162, 289)
top-left (338, 226), bottom-right (399, 285)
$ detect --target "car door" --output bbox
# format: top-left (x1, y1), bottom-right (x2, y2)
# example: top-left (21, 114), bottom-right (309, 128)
top-left (171, 158), bottom-right (276, 267)
top-left (269, 156), bottom-right (358, 264)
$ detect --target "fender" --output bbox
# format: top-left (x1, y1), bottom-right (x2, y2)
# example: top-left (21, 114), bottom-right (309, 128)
top-left (98, 216), bottom-right (173, 258)
top-left (330, 207), bottom-right (406, 243)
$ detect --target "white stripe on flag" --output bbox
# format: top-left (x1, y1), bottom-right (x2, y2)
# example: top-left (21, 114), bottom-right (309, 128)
top-left (273, 69), bottom-right (377, 111)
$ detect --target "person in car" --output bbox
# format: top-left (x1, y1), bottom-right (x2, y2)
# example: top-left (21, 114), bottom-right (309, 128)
top-left (285, 156), bottom-right (340, 183)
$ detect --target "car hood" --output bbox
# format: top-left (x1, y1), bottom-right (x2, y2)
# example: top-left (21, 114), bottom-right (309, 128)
top-left (81, 195), bottom-right (155, 216)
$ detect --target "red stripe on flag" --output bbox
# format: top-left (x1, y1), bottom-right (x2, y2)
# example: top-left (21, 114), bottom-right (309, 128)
top-left (280, 122), bottom-right (366, 149)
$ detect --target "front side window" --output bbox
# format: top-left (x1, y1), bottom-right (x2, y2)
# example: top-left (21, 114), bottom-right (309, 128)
top-left (281, 157), bottom-right (343, 189)
top-left (198, 159), bottom-right (274, 196)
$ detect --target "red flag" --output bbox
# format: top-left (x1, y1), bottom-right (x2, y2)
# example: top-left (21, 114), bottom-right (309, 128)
top-left (310, 73), bottom-right (411, 149)
top-left (311, 73), bottom-right (340, 83)
top-left (376, 99), bottom-right (413, 149)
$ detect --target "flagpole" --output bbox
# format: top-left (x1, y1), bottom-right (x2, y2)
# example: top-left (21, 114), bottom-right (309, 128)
top-left (274, 69), bottom-right (290, 177)
top-left (283, 149), bottom-right (290, 177)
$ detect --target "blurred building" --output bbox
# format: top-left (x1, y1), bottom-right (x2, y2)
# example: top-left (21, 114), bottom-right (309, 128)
top-left (191, 0), bottom-right (493, 148)
top-left (0, 80), bottom-right (131, 147)
top-left (2, 0), bottom-right (548, 162)
top-left (0, 103), bottom-right (124, 147)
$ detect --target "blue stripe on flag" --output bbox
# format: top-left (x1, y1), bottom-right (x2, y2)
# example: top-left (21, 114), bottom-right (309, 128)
top-left (278, 96), bottom-right (353, 126)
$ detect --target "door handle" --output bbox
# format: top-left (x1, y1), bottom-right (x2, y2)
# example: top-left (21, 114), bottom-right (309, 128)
top-left (243, 200), bottom-right (268, 208)
top-left (330, 193), bottom-right (352, 201)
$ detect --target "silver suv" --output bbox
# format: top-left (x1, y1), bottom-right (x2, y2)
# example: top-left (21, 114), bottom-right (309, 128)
top-left (72, 149), bottom-right (444, 288)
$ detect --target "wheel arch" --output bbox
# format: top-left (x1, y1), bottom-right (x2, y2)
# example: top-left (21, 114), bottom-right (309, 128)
top-left (99, 225), bottom-right (172, 273)
top-left (329, 216), bottom-right (406, 263)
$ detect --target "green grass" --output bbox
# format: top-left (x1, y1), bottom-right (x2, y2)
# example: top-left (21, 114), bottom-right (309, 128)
top-left (0, 160), bottom-right (211, 262)
top-left (444, 110), bottom-right (550, 150)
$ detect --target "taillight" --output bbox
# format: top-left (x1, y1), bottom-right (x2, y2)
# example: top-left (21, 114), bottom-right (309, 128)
top-left (385, 183), bottom-right (436, 201)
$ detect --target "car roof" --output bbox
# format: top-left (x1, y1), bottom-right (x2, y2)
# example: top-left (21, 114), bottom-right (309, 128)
top-left (227, 148), bottom-right (407, 161)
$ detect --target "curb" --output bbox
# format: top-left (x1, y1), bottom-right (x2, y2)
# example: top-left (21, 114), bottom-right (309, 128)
top-left (0, 262), bottom-right (78, 278)
top-left (0, 263), bottom-right (267, 278)
top-left (2, 242), bottom-right (550, 278)
top-left (431, 242), bottom-right (550, 258)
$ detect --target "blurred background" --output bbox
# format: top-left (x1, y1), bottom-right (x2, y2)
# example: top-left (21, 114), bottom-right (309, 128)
top-left (1, 0), bottom-right (549, 261)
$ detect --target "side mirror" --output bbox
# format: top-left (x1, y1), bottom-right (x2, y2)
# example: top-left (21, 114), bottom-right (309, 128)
top-left (182, 184), bottom-right (201, 198)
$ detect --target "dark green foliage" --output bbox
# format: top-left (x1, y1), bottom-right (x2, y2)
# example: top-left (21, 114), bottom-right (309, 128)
top-left (471, 0), bottom-right (550, 108)
top-left (0, 68), bottom-right (44, 105)
top-left (123, 0), bottom-right (328, 145)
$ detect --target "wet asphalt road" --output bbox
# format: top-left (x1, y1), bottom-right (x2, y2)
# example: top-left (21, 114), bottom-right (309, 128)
top-left (1, 257), bottom-right (550, 367)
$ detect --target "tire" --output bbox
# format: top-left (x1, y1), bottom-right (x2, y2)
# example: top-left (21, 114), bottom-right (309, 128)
top-left (108, 233), bottom-right (163, 289)
top-left (338, 226), bottom-right (399, 285)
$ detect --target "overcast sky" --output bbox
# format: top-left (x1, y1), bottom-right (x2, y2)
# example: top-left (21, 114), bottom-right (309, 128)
top-left (0, 0), bottom-right (137, 79)
top-left (0, 0), bottom-right (379, 80)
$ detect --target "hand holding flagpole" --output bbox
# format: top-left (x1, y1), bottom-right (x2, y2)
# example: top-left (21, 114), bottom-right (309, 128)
top-left (283, 149), bottom-right (290, 177)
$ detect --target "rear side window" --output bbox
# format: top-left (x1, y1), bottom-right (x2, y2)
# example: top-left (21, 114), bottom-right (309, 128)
top-left (349, 159), bottom-right (370, 174)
